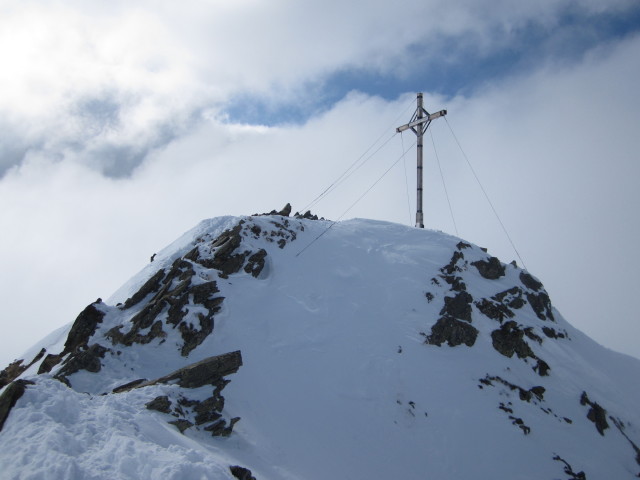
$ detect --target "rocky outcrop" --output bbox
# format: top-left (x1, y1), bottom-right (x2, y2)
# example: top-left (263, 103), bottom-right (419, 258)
top-left (440, 291), bottom-right (473, 322)
top-left (55, 344), bottom-right (109, 383)
top-left (37, 353), bottom-right (64, 374)
top-left (0, 349), bottom-right (45, 388)
top-left (115, 352), bottom-right (243, 437)
top-left (491, 321), bottom-right (550, 376)
top-left (108, 260), bottom-right (223, 356)
top-left (553, 455), bottom-right (586, 480)
top-left (0, 379), bottom-right (34, 432)
top-left (145, 395), bottom-right (172, 413)
top-left (63, 301), bottom-right (106, 354)
top-left (278, 203), bottom-right (292, 217)
top-left (155, 351), bottom-right (242, 389)
top-left (580, 391), bottom-right (609, 436)
top-left (491, 321), bottom-right (535, 359)
top-left (519, 271), bottom-right (555, 321)
top-left (230, 466), bottom-right (257, 480)
top-left (294, 210), bottom-right (319, 220)
top-left (244, 249), bottom-right (267, 278)
top-left (425, 317), bottom-right (478, 347)
top-left (123, 270), bottom-right (166, 309)
top-left (471, 257), bottom-right (505, 279)
top-left (114, 351), bottom-right (243, 392)
top-left (520, 271), bottom-right (543, 291)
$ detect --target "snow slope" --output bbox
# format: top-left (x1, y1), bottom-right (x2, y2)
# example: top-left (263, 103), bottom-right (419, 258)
top-left (1, 214), bottom-right (639, 479)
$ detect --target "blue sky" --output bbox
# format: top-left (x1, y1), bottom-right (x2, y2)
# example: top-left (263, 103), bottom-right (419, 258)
top-left (1, 0), bottom-right (640, 366)
top-left (223, 3), bottom-right (640, 125)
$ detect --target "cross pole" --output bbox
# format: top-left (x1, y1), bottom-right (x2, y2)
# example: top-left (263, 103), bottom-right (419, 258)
top-left (396, 93), bottom-right (447, 228)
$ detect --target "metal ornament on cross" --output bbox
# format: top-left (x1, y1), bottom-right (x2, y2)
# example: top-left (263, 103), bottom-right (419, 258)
top-left (396, 93), bottom-right (447, 228)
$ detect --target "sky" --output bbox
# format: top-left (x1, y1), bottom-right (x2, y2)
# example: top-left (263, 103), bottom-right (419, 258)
top-left (1, 0), bottom-right (640, 367)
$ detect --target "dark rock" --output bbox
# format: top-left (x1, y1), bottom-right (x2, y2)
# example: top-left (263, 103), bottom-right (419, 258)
top-left (123, 270), bottom-right (166, 309)
top-left (471, 257), bottom-right (505, 280)
top-left (56, 343), bottom-right (109, 379)
top-left (112, 352), bottom-right (241, 394)
top-left (491, 321), bottom-right (534, 359)
top-left (530, 386), bottom-right (546, 400)
top-left (107, 320), bottom-right (167, 348)
top-left (524, 327), bottom-right (543, 344)
top-left (179, 314), bottom-right (214, 357)
top-left (441, 251), bottom-right (465, 275)
top-left (475, 298), bottom-right (514, 322)
top-left (456, 241), bottom-right (471, 250)
top-left (194, 394), bottom-right (225, 425)
top-left (426, 317), bottom-right (479, 347)
top-left (112, 378), bottom-right (147, 393)
top-left (0, 348), bottom-right (46, 388)
top-left (509, 416), bottom-right (531, 435)
top-left (542, 327), bottom-right (566, 339)
top-left (580, 391), bottom-right (609, 436)
top-left (439, 291), bottom-right (473, 322)
top-left (526, 291), bottom-right (555, 321)
top-left (184, 246), bottom-right (200, 262)
top-left (0, 379), bottom-right (34, 432)
top-left (609, 416), bottom-right (640, 468)
top-left (442, 275), bottom-right (467, 292)
top-left (480, 375), bottom-right (542, 404)
top-left (295, 210), bottom-right (319, 220)
top-left (520, 271), bottom-right (543, 292)
top-left (425, 292), bottom-right (434, 303)
top-left (230, 466), bottom-right (257, 480)
top-left (191, 281), bottom-right (221, 307)
top-left (110, 258), bottom-right (222, 356)
top-left (63, 302), bottom-right (106, 354)
top-left (278, 203), bottom-right (292, 217)
top-left (146, 396), bottom-right (172, 413)
top-left (553, 454), bottom-right (587, 480)
top-left (37, 353), bottom-right (64, 374)
top-left (210, 225), bottom-right (247, 277)
top-left (155, 351), bottom-right (243, 389)
top-left (244, 249), bottom-right (267, 278)
top-left (493, 287), bottom-right (526, 309)
top-left (169, 419), bottom-right (193, 433)
top-left (534, 359), bottom-right (551, 377)
top-left (205, 417), bottom-right (240, 437)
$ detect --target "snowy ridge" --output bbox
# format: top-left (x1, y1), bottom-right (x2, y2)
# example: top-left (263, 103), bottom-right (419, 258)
top-left (1, 214), bottom-right (639, 479)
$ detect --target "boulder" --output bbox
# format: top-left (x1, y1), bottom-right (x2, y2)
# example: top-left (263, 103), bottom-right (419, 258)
top-left (439, 291), bottom-right (473, 322)
top-left (230, 466), bottom-right (257, 480)
top-left (491, 321), bottom-right (534, 359)
top-left (471, 257), bottom-right (505, 280)
top-left (63, 302), bottom-right (106, 354)
top-left (426, 317), bottom-right (479, 347)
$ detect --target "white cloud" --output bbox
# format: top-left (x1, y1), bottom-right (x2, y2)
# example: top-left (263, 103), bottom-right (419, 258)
top-left (2, 0), bottom-right (636, 175)
top-left (1, 1), bottom-right (640, 366)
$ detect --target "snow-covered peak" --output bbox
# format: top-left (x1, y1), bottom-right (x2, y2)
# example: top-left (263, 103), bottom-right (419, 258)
top-left (1, 213), bottom-right (639, 479)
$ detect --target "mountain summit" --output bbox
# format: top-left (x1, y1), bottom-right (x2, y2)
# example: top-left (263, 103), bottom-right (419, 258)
top-left (1, 213), bottom-right (639, 479)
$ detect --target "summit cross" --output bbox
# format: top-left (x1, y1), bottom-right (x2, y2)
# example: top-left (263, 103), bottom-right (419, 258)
top-left (396, 93), bottom-right (447, 228)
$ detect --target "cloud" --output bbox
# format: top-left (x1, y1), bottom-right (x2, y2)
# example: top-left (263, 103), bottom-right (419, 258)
top-left (1, 1), bottom-right (640, 366)
top-left (1, 0), bottom-right (638, 176)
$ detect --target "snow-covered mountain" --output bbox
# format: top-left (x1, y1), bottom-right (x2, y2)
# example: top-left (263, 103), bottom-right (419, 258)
top-left (1, 210), bottom-right (639, 479)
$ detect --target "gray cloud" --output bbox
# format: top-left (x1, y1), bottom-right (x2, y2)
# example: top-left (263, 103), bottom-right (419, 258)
top-left (1, 0), bottom-right (638, 177)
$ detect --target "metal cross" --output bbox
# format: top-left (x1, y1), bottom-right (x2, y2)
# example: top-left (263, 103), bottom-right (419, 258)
top-left (396, 93), bottom-right (447, 228)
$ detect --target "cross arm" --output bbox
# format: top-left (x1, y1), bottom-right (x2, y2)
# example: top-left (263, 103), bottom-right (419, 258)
top-left (396, 109), bottom-right (447, 133)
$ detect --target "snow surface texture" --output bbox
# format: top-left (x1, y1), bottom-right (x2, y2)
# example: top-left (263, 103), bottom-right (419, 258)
top-left (1, 214), bottom-right (640, 480)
